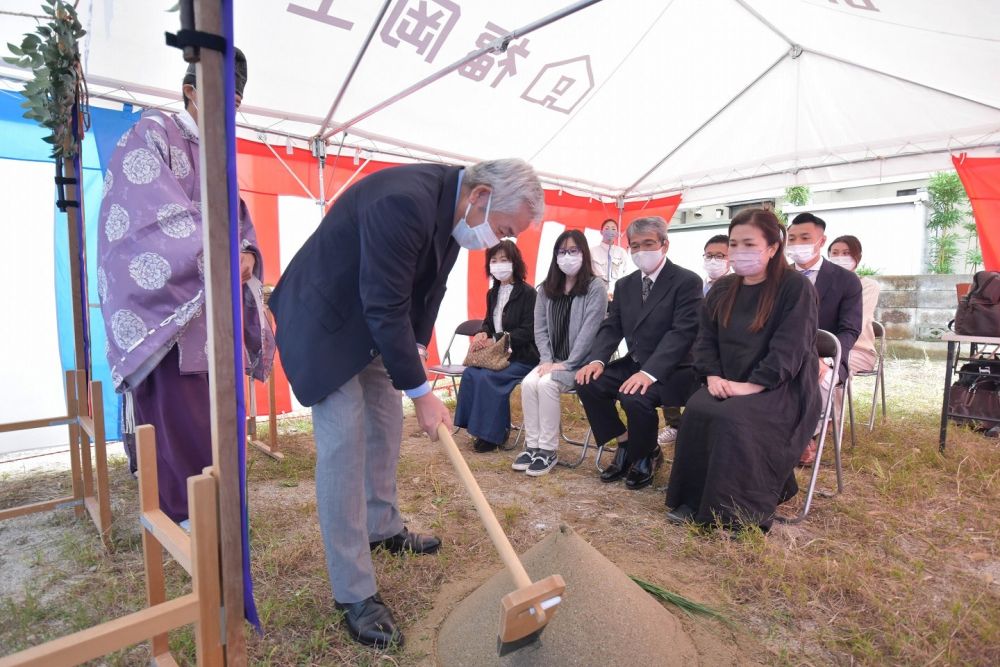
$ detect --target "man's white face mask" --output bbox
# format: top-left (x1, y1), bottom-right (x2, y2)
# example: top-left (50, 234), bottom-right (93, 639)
top-left (453, 192), bottom-right (500, 250)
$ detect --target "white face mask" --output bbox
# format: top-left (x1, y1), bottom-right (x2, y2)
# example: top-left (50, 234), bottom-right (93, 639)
top-left (786, 242), bottom-right (819, 266)
top-left (730, 249), bottom-right (769, 276)
top-left (452, 192), bottom-right (500, 250)
top-left (632, 248), bottom-right (664, 274)
top-left (828, 256), bottom-right (857, 272)
top-left (602, 228), bottom-right (617, 243)
top-left (490, 261), bottom-right (513, 282)
top-left (703, 257), bottom-right (729, 280)
top-left (557, 254), bottom-right (583, 276)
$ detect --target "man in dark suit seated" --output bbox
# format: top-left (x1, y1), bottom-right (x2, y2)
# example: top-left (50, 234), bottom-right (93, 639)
top-left (787, 212), bottom-right (863, 464)
top-left (268, 160), bottom-right (543, 649)
top-left (575, 216), bottom-right (703, 490)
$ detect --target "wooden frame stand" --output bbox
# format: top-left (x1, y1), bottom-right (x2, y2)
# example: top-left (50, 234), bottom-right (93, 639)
top-left (246, 373), bottom-right (281, 461)
top-left (0, 370), bottom-right (112, 550)
top-left (0, 425), bottom-right (223, 667)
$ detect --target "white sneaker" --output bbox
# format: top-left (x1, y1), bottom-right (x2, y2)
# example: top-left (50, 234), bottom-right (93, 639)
top-left (512, 449), bottom-right (537, 471)
top-left (657, 426), bottom-right (678, 445)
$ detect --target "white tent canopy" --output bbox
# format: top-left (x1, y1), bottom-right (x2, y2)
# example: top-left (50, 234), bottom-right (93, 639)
top-left (2, 0), bottom-right (999, 202)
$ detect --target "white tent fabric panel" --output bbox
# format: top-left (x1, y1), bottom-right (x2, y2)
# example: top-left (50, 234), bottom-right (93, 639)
top-left (0, 160), bottom-right (68, 454)
top-left (784, 199), bottom-right (929, 276)
top-left (2, 0), bottom-right (998, 201)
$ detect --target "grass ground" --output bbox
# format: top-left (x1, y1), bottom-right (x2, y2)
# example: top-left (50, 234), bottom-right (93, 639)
top-left (1, 356), bottom-right (998, 666)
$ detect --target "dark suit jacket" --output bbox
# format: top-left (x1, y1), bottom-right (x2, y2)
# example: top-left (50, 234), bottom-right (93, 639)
top-left (482, 281), bottom-right (540, 367)
top-left (586, 258), bottom-right (704, 380)
top-left (813, 259), bottom-right (863, 380)
top-left (268, 164), bottom-right (462, 406)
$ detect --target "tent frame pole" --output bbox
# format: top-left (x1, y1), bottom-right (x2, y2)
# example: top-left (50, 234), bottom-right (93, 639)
top-left (316, 0), bottom-right (392, 138)
top-left (633, 141), bottom-right (1000, 202)
top-left (623, 50), bottom-right (789, 196)
top-left (320, 0), bottom-right (605, 141)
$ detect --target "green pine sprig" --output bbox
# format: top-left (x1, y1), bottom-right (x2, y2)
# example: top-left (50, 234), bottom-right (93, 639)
top-left (630, 575), bottom-right (732, 626)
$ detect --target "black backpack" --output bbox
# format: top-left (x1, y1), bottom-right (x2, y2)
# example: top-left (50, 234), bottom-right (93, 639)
top-left (954, 271), bottom-right (1000, 337)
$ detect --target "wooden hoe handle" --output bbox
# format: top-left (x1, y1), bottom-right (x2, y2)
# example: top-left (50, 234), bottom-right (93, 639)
top-left (436, 424), bottom-right (533, 590)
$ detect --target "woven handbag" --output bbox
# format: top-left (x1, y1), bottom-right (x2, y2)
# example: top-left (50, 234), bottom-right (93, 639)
top-left (462, 333), bottom-right (511, 371)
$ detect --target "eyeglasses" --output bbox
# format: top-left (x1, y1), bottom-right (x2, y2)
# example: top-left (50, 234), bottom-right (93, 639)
top-left (556, 248), bottom-right (581, 257)
top-left (703, 253), bottom-right (727, 261)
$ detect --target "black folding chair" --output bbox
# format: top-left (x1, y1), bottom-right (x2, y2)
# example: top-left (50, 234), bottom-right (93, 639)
top-left (427, 319), bottom-right (483, 396)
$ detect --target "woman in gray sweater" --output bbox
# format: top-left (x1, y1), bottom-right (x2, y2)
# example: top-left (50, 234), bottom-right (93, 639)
top-left (515, 229), bottom-right (608, 476)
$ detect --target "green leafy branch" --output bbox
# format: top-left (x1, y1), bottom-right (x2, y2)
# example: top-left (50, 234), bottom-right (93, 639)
top-left (3, 0), bottom-right (87, 159)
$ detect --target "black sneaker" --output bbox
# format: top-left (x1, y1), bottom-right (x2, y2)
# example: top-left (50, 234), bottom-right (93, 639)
top-left (511, 449), bottom-right (538, 471)
top-left (526, 450), bottom-right (558, 477)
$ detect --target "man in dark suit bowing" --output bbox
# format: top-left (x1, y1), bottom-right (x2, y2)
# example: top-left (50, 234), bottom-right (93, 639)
top-left (575, 216), bottom-right (703, 490)
top-left (268, 160), bottom-right (543, 649)
top-left (787, 212), bottom-right (862, 464)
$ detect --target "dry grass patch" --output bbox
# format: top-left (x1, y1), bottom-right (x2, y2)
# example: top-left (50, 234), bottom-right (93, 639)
top-left (0, 358), bottom-right (997, 665)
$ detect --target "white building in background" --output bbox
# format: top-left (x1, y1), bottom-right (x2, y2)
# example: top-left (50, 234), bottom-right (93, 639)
top-left (666, 176), bottom-right (939, 278)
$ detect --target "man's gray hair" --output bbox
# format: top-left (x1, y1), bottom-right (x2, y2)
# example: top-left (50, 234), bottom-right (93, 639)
top-left (464, 158), bottom-right (545, 223)
top-left (626, 216), bottom-right (669, 244)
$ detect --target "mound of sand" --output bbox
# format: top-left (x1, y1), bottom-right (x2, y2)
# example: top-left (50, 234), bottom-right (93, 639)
top-left (437, 525), bottom-right (700, 666)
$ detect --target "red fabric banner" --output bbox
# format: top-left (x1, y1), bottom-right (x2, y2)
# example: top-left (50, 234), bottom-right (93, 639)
top-left (953, 154), bottom-right (1000, 271)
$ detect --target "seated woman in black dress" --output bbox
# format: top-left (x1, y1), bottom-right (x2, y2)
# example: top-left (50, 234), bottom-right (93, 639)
top-left (665, 207), bottom-right (820, 531)
top-left (455, 240), bottom-right (540, 452)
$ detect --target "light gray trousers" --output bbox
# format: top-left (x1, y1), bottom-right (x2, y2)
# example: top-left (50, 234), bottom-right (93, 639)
top-left (312, 357), bottom-right (405, 603)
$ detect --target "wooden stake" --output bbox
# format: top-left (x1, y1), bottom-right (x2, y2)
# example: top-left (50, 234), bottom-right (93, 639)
top-left (65, 370), bottom-right (84, 519)
top-left (192, 0), bottom-right (247, 660)
top-left (190, 470), bottom-right (224, 666)
top-left (76, 371), bottom-right (94, 501)
top-left (61, 156), bottom-right (86, 373)
top-left (136, 425), bottom-right (170, 658)
top-left (90, 380), bottom-right (112, 549)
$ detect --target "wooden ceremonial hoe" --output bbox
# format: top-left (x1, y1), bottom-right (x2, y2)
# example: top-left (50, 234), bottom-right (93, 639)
top-left (435, 424), bottom-right (566, 656)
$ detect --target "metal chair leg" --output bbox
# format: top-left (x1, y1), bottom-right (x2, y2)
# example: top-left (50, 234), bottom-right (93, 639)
top-left (867, 369), bottom-right (879, 432)
top-left (557, 426), bottom-right (591, 468)
top-left (846, 376), bottom-right (856, 450)
top-left (779, 373), bottom-right (840, 524)
top-left (595, 440), bottom-right (617, 473)
top-left (879, 363), bottom-right (887, 421)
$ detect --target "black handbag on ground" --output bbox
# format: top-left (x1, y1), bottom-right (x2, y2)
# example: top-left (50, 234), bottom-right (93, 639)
top-left (949, 358), bottom-right (1000, 430)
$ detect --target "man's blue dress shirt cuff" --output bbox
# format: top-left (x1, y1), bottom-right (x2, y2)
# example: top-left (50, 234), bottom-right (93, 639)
top-left (404, 382), bottom-right (432, 399)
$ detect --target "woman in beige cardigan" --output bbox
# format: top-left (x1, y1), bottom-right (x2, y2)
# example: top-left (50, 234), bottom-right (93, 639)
top-left (828, 235), bottom-right (881, 373)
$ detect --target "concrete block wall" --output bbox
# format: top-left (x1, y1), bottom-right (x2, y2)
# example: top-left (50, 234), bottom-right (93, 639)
top-left (872, 274), bottom-right (971, 342)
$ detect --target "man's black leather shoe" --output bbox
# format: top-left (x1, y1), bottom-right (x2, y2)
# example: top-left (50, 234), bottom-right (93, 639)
top-left (600, 444), bottom-right (629, 483)
top-left (334, 593), bottom-right (404, 649)
top-left (625, 448), bottom-right (663, 490)
top-left (370, 527), bottom-right (441, 555)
